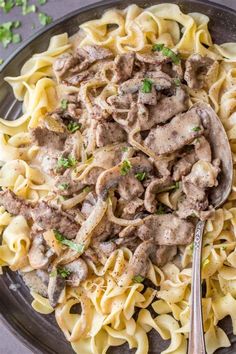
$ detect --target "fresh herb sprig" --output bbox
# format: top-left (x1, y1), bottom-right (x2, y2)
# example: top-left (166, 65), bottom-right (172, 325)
top-left (152, 43), bottom-right (181, 64)
top-left (54, 230), bottom-right (84, 253)
top-left (120, 159), bottom-right (132, 176)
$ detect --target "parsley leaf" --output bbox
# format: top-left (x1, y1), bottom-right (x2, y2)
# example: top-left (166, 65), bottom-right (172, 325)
top-left (38, 12), bottom-right (52, 26)
top-left (122, 146), bottom-right (128, 152)
top-left (38, 0), bottom-right (46, 4)
top-left (135, 171), bottom-right (146, 181)
top-left (12, 33), bottom-right (21, 43)
top-left (57, 268), bottom-right (71, 278)
top-left (159, 181), bottom-right (179, 193)
top-left (13, 20), bottom-right (21, 28)
top-left (152, 43), bottom-right (164, 52)
top-left (15, 0), bottom-right (23, 5)
top-left (192, 126), bottom-right (201, 132)
top-left (162, 47), bottom-right (180, 64)
top-left (156, 204), bottom-right (166, 215)
top-left (58, 183), bottom-right (69, 190)
top-left (67, 121), bottom-right (81, 133)
top-left (120, 159), bottom-right (132, 176)
top-left (173, 78), bottom-right (181, 86)
top-left (54, 230), bottom-right (84, 253)
top-left (0, 58), bottom-right (4, 65)
top-left (57, 156), bottom-right (77, 169)
top-left (141, 78), bottom-right (153, 93)
top-left (0, 0), bottom-right (14, 13)
top-left (133, 275), bottom-right (145, 283)
top-left (0, 21), bottom-right (21, 48)
top-left (60, 98), bottom-right (68, 110)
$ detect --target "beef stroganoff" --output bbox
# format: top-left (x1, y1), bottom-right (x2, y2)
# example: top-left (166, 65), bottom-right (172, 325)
top-left (1, 3), bottom-right (236, 354)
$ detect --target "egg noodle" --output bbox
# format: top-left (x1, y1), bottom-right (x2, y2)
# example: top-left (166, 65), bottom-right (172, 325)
top-left (1, 3), bottom-right (236, 354)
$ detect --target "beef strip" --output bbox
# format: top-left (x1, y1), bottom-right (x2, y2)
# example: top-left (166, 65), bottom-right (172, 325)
top-left (113, 52), bottom-right (135, 83)
top-left (184, 54), bottom-right (216, 89)
top-left (144, 176), bottom-right (173, 213)
top-left (0, 190), bottom-right (79, 239)
top-left (32, 202), bottom-right (80, 239)
top-left (148, 86), bottom-right (189, 125)
top-left (119, 214), bottom-right (194, 245)
top-left (55, 169), bottom-right (85, 196)
top-left (118, 175), bottom-right (144, 201)
top-left (0, 189), bottom-right (31, 219)
top-left (138, 86), bottom-right (158, 105)
top-left (31, 127), bottom-right (67, 150)
top-left (53, 53), bottom-right (78, 79)
top-left (144, 105), bottom-right (204, 155)
top-left (120, 198), bottom-right (144, 220)
top-left (172, 150), bottom-right (197, 181)
top-left (149, 245), bottom-right (178, 267)
top-left (177, 160), bottom-right (220, 220)
top-left (96, 121), bottom-right (126, 147)
top-left (82, 167), bottom-right (105, 185)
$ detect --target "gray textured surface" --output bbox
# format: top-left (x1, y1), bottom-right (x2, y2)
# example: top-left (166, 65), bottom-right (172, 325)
top-left (0, 0), bottom-right (236, 353)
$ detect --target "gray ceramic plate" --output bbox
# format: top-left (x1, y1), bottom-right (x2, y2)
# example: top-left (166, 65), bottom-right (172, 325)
top-left (0, 0), bottom-right (236, 353)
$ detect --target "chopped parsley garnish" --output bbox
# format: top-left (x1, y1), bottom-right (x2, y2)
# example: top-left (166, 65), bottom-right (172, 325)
top-left (162, 47), bottom-right (180, 64)
top-left (152, 43), bottom-right (164, 52)
top-left (54, 230), bottom-right (84, 253)
top-left (57, 156), bottom-right (77, 169)
top-left (50, 268), bottom-right (71, 278)
top-left (122, 146), bottom-right (129, 152)
top-left (58, 183), bottom-right (69, 190)
top-left (156, 204), bottom-right (166, 215)
top-left (0, 0), bottom-right (14, 13)
top-left (221, 245), bottom-right (227, 250)
top-left (12, 33), bottom-right (21, 43)
top-left (152, 43), bottom-right (180, 64)
top-left (83, 186), bottom-right (90, 193)
top-left (0, 21), bottom-right (21, 48)
top-left (38, 0), bottom-right (46, 4)
top-left (135, 171), bottom-right (146, 181)
top-left (141, 78), bottom-right (153, 93)
top-left (49, 270), bottom-right (57, 277)
top-left (38, 12), bottom-right (52, 26)
top-left (192, 126), bottom-right (201, 132)
top-left (57, 268), bottom-right (71, 278)
top-left (0, 58), bottom-right (4, 65)
top-left (174, 78), bottom-right (181, 86)
top-left (159, 181), bottom-right (179, 193)
top-left (13, 20), bottom-right (21, 28)
top-left (60, 98), bottom-right (68, 110)
top-left (133, 275), bottom-right (145, 283)
top-left (67, 121), bottom-right (81, 133)
top-left (120, 159), bottom-right (132, 176)
top-left (21, 0), bottom-right (36, 15)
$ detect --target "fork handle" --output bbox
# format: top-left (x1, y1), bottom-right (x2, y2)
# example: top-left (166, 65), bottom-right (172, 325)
top-left (188, 220), bottom-right (206, 354)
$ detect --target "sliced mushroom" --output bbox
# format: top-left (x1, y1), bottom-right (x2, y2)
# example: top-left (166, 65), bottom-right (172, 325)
top-left (96, 156), bottom-right (153, 199)
top-left (64, 258), bottom-right (88, 287)
top-left (28, 234), bottom-right (54, 269)
top-left (144, 176), bottom-right (172, 213)
top-left (129, 241), bottom-right (154, 277)
top-left (184, 54), bottom-right (217, 89)
top-left (48, 273), bottom-right (65, 308)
